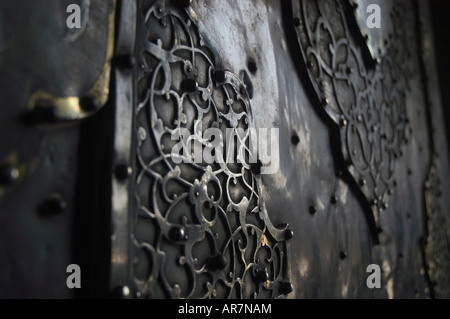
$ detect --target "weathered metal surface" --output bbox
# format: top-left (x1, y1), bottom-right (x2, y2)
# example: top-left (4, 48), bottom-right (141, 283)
top-left (0, 0), bottom-right (449, 299)
top-left (0, 0), bottom-right (115, 298)
top-left (110, 0), bottom-right (291, 299)
top-left (290, 0), bottom-right (415, 235)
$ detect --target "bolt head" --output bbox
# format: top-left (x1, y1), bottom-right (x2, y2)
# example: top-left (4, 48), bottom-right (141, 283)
top-left (181, 78), bottom-right (198, 93)
top-left (207, 253), bottom-right (227, 271)
top-left (279, 281), bottom-right (293, 295)
top-left (212, 70), bottom-right (226, 83)
top-left (38, 195), bottom-right (66, 217)
top-left (285, 229), bottom-right (294, 240)
top-left (169, 226), bottom-right (185, 242)
top-left (0, 164), bottom-right (19, 186)
top-left (254, 268), bottom-right (269, 283)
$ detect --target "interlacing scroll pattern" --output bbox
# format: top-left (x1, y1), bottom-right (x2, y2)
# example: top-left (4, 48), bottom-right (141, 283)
top-left (291, 0), bottom-right (414, 227)
top-left (132, 0), bottom-right (291, 298)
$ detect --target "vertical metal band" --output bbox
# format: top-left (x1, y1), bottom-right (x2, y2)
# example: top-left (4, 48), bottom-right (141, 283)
top-left (110, 0), bottom-right (137, 293)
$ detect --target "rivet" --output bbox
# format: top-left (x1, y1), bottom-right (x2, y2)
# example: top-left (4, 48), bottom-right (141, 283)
top-left (285, 229), bottom-right (294, 240)
top-left (279, 281), bottom-right (293, 295)
top-left (254, 268), bottom-right (269, 283)
top-left (340, 251), bottom-right (347, 260)
top-left (331, 195), bottom-right (338, 204)
top-left (321, 98), bottom-right (328, 106)
top-left (169, 226), bottom-right (185, 242)
top-left (293, 17), bottom-right (301, 27)
top-left (38, 195), bottom-right (67, 217)
top-left (206, 253), bottom-right (227, 271)
top-left (115, 164), bottom-right (131, 181)
top-left (79, 96), bottom-right (100, 112)
top-left (0, 164), bottom-right (19, 186)
top-left (309, 205), bottom-right (317, 215)
top-left (339, 118), bottom-right (348, 127)
top-left (212, 70), bottom-right (226, 83)
top-left (307, 61), bottom-right (314, 69)
top-left (111, 286), bottom-right (130, 299)
top-left (181, 78), bottom-right (198, 93)
top-left (381, 202), bottom-right (388, 210)
top-left (359, 178), bottom-right (366, 186)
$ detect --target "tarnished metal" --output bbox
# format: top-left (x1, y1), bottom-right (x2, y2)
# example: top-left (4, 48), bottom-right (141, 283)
top-left (0, 0), bottom-right (116, 298)
top-left (289, 0), bottom-right (415, 235)
top-left (110, 0), bottom-right (291, 299)
top-left (0, 0), bottom-right (450, 300)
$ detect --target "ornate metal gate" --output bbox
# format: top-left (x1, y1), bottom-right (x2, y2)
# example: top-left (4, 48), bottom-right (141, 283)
top-left (0, 0), bottom-right (449, 299)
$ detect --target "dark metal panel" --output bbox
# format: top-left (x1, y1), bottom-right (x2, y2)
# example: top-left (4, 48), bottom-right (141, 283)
top-left (0, 0), bottom-right (448, 300)
top-left (0, 0), bottom-right (116, 298)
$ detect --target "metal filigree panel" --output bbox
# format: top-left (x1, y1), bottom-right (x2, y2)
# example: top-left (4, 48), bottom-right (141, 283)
top-left (289, 0), bottom-right (415, 232)
top-left (111, 0), bottom-right (292, 299)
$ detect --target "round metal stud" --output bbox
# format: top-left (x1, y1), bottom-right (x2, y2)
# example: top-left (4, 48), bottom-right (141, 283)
top-left (181, 78), bottom-right (198, 93)
top-left (38, 195), bottom-right (67, 217)
top-left (339, 118), bottom-right (348, 127)
top-left (254, 268), bottom-right (269, 283)
top-left (331, 195), bottom-right (338, 204)
top-left (115, 164), bottom-right (131, 181)
top-left (169, 226), bottom-right (185, 242)
top-left (279, 281), bottom-right (293, 295)
top-left (0, 164), bottom-right (19, 186)
top-left (212, 70), bottom-right (226, 83)
top-left (285, 229), bottom-right (294, 240)
top-left (111, 285), bottom-right (131, 299)
top-left (79, 95), bottom-right (100, 112)
top-left (206, 253), bottom-right (227, 271)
